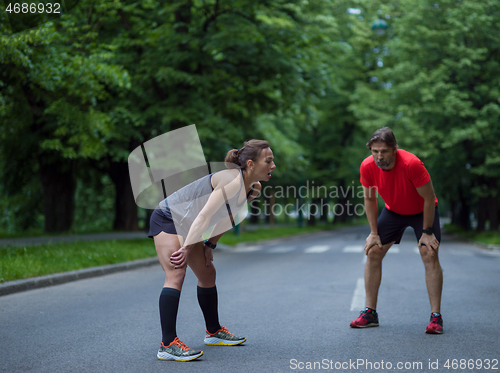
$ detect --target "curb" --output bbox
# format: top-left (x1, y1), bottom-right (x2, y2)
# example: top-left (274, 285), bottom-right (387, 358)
top-left (0, 257), bottom-right (159, 297)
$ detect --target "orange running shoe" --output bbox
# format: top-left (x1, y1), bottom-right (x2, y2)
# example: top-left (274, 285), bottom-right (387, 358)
top-left (157, 337), bottom-right (203, 361)
top-left (204, 326), bottom-right (246, 345)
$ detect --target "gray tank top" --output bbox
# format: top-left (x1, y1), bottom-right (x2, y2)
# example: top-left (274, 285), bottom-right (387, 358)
top-left (157, 170), bottom-right (251, 234)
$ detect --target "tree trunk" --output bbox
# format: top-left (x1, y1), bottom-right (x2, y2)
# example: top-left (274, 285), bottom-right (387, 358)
top-left (264, 195), bottom-right (271, 224)
top-left (39, 158), bottom-right (76, 233)
top-left (308, 202), bottom-right (316, 226)
top-left (320, 199), bottom-right (329, 223)
top-left (450, 199), bottom-right (458, 226)
top-left (334, 196), bottom-right (350, 224)
top-left (487, 195), bottom-right (498, 231)
top-left (458, 186), bottom-right (471, 231)
top-left (333, 180), bottom-right (352, 224)
top-left (144, 208), bottom-right (152, 233)
top-left (476, 197), bottom-right (487, 232)
top-left (249, 198), bottom-right (260, 224)
top-left (308, 198), bottom-right (322, 226)
top-left (108, 161), bottom-right (139, 231)
top-left (269, 189), bottom-right (275, 226)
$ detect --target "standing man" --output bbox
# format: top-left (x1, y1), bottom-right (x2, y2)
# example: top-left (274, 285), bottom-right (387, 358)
top-left (350, 127), bottom-right (443, 334)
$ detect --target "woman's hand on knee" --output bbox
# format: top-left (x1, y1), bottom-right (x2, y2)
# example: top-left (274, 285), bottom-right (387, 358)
top-left (170, 247), bottom-right (190, 269)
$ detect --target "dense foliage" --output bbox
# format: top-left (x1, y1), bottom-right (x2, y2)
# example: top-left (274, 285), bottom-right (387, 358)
top-left (0, 0), bottom-right (498, 233)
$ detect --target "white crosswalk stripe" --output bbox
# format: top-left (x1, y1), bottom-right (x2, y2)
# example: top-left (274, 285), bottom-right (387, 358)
top-left (342, 245), bottom-right (424, 254)
top-left (233, 246), bottom-right (263, 253)
top-left (343, 245), bottom-right (364, 253)
top-left (304, 245), bottom-right (331, 253)
top-left (268, 246), bottom-right (295, 254)
top-left (228, 244), bottom-right (477, 256)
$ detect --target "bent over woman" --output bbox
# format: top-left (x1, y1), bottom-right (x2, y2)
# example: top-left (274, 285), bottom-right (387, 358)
top-left (148, 140), bottom-right (275, 361)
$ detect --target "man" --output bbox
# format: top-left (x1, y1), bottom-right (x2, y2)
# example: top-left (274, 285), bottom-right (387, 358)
top-left (350, 127), bottom-right (443, 334)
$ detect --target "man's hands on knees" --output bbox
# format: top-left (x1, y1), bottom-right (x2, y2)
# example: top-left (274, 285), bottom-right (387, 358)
top-left (365, 233), bottom-right (383, 255)
top-left (418, 233), bottom-right (440, 256)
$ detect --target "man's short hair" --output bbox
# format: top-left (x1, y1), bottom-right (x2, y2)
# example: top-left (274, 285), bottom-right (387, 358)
top-left (366, 127), bottom-right (398, 149)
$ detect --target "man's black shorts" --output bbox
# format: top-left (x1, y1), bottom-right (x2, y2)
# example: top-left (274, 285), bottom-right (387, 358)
top-left (378, 207), bottom-right (441, 245)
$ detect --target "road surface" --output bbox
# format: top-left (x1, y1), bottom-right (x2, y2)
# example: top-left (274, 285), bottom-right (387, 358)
top-left (1, 226), bottom-right (499, 373)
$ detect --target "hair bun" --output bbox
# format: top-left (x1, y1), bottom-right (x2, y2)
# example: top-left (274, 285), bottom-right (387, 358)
top-left (225, 148), bottom-right (241, 168)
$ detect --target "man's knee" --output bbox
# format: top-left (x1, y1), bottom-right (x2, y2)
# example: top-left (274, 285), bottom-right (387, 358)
top-left (419, 246), bottom-right (440, 264)
top-left (367, 248), bottom-right (385, 262)
top-left (367, 243), bottom-right (392, 260)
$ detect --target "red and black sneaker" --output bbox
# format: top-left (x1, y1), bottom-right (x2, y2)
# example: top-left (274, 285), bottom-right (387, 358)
top-left (350, 308), bottom-right (379, 328)
top-left (425, 312), bottom-right (443, 334)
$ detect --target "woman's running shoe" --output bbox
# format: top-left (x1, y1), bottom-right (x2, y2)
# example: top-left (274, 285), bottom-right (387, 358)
top-left (204, 326), bottom-right (246, 345)
top-left (157, 337), bottom-right (203, 361)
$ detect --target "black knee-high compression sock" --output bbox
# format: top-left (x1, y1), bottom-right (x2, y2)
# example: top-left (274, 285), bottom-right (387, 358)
top-left (159, 287), bottom-right (180, 345)
top-left (197, 286), bottom-right (221, 334)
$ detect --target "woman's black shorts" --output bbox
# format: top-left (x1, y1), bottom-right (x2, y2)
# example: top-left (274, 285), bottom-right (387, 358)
top-left (378, 206), bottom-right (441, 245)
top-left (148, 208), bottom-right (178, 238)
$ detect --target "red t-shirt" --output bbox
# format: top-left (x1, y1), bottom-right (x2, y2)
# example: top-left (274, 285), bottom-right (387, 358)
top-left (360, 149), bottom-right (438, 215)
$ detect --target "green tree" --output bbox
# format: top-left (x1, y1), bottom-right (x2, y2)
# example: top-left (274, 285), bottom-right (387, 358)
top-left (92, 0), bottom-right (343, 229)
top-left (1, 0), bottom-right (346, 233)
top-left (0, 1), bottom-right (131, 232)
top-left (351, 0), bottom-right (500, 231)
top-left (302, 0), bottom-right (391, 224)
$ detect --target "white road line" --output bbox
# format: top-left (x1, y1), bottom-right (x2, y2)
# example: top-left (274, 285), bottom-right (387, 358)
top-left (342, 245), bottom-right (364, 253)
top-left (304, 245), bottom-right (331, 253)
top-left (268, 246), bottom-right (295, 254)
top-left (233, 246), bottom-right (262, 253)
top-left (350, 278), bottom-right (365, 311)
top-left (387, 247), bottom-right (400, 254)
top-left (449, 250), bottom-right (474, 256)
top-left (413, 247), bottom-right (421, 254)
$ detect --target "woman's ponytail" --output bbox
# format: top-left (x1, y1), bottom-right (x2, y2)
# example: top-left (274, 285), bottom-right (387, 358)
top-left (225, 140), bottom-right (270, 169)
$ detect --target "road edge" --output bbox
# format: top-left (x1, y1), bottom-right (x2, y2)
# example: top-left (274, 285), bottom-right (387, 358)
top-left (4, 226), bottom-right (495, 297)
top-left (0, 257), bottom-right (159, 297)
top-left (0, 231), bottom-right (335, 297)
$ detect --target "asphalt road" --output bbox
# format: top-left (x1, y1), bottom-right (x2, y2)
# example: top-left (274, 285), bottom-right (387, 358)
top-left (1, 225), bottom-right (499, 373)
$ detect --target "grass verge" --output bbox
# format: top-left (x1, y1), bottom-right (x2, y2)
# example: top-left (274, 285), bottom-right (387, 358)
top-left (0, 221), bottom-right (364, 284)
top-left (444, 224), bottom-right (500, 246)
top-left (0, 239), bottom-right (155, 284)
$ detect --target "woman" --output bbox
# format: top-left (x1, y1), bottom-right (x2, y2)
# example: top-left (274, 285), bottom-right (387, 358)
top-left (149, 139), bottom-right (276, 361)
